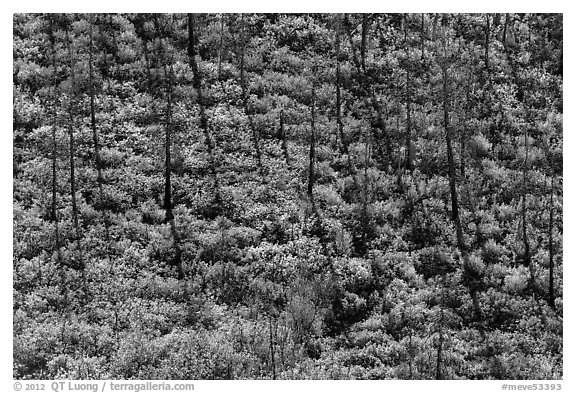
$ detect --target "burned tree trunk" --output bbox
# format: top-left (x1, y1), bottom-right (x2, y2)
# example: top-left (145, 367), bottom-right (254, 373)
top-left (239, 14), bottom-right (265, 179)
top-left (335, 14), bottom-right (347, 155)
top-left (65, 28), bottom-right (85, 273)
top-left (188, 14), bottom-right (222, 210)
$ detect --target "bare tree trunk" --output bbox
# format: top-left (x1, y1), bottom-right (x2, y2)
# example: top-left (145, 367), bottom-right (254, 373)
top-left (343, 14), bottom-right (363, 86)
top-left (421, 13), bottom-right (425, 59)
top-left (432, 14), bottom-right (439, 40)
top-left (522, 126), bottom-right (533, 285)
top-left (108, 14), bottom-right (119, 65)
top-left (360, 15), bottom-right (369, 74)
top-left (441, 25), bottom-right (482, 321)
top-left (153, 14), bottom-right (162, 81)
top-left (154, 15), bottom-right (175, 225)
top-left (435, 307), bottom-right (444, 380)
top-left (65, 29), bottom-right (85, 273)
top-left (218, 13), bottom-right (225, 80)
top-left (308, 69), bottom-right (317, 212)
top-left (373, 103), bottom-right (392, 169)
top-left (460, 70), bottom-right (473, 179)
top-left (502, 13), bottom-right (509, 48)
top-left (89, 21), bottom-right (103, 193)
top-left (88, 19), bottom-right (108, 219)
top-left (279, 109), bottom-right (289, 165)
top-left (335, 14), bottom-right (346, 155)
top-left (143, 41), bottom-right (152, 92)
top-left (405, 16), bottom-right (413, 172)
top-left (548, 174), bottom-right (555, 309)
top-left (163, 66), bottom-right (174, 223)
top-left (48, 24), bottom-right (66, 306)
top-left (157, 16), bottom-right (183, 279)
top-left (485, 14), bottom-right (491, 72)
top-left (239, 14), bottom-right (265, 179)
top-left (188, 14), bottom-right (221, 208)
top-left (268, 316), bottom-right (277, 380)
top-left (444, 71), bottom-right (463, 248)
top-left (361, 135), bottom-right (370, 255)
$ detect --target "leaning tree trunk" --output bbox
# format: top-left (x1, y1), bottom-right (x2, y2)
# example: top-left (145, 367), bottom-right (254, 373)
top-left (441, 26), bottom-right (482, 321)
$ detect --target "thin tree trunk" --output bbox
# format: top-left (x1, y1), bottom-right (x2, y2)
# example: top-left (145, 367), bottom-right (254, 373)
top-left (88, 20), bottom-right (106, 211)
top-left (348, 14), bottom-right (392, 168)
top-left (89, 16), bottom-right (112, 254)
top-left (154, 15), bottom-right (174, 223)
top-left (361, 135), bottom-right (370, 255)
top-left (108, 14), bottom-right (119, 65)
top-left (269, 316), bottom-right (277, 380)
top-left (143, 40), bottom-right (152, 92)
top-left (442, 50), bottom-right (463, 248)
top-left (308, 83), bottom-right (317, 211)
top-left (163, 65), bottom-right (174, 223)
top-left (239, 14), bottom-right (265, 179)
top-left (373, 104), bottom-right (392, 169)
top-left (485, 14), bottom-right (490, 72)
top-left (335, 14), bottom-right (346, 155)
top-left (460, 74), bottom-right (472, 179)
top-left (396, 114), bottom-right (403, 188)
top-left (441, 27), bottom-right (482, 321)
top-left (360, 15), bottom-right (369, 74)
top-left (408, 332), bottom-right (413, 379)
top-left (89, 22), bottom-right (102, 189)
top-left (421, 13), bottom-right (425, 59)
top-left (522, 126), bottom-right (532, 279)
top-left (168, 93), bottom-right (182, 275)
top-left (218, 13), bottom-right (224, 80)
top-left (432, 14), bottom-right (439, 40)
top-left (188, 14), bottom-right (221, 209)
top-left (405, 16), bottom-right (413, 172)
top-left (502, 13), bottom-right (509, 48)
top-left (65, 29), bottom-right (84, 273)
top-left (153, 14), bottom-right (161, 80)
top-left (548, 174), bottom-right (555, 309)
top-left (279, 109), bottom-right (289, 165)
top-left (48, 25), bottom-right (66, 305)
top-left (343, 14), bottom-right (363, 88)
top-left (435, 307), bottom-right (444, 380)
top-left (153, 16), bottom-right (182, 279)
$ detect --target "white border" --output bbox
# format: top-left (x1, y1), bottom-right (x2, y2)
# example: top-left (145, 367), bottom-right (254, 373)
top-left (4, 2), bottom-right (572, 392)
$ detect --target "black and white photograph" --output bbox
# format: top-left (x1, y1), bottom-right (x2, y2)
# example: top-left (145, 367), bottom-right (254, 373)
top-left (12, 9), bottom-right (564, 387)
